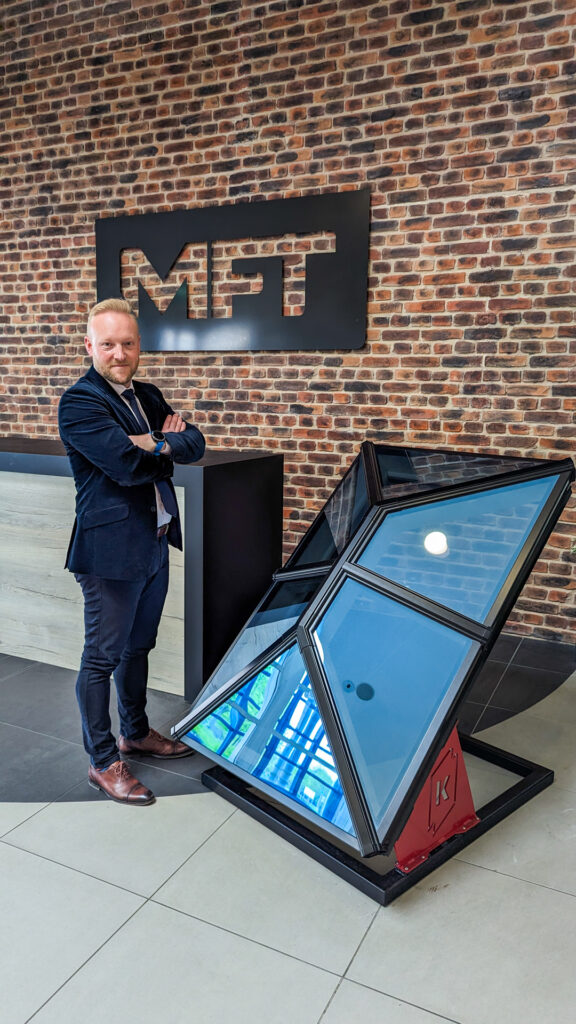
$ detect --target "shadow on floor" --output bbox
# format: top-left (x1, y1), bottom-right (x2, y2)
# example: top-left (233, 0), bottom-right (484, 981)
top-left (1, 632), bottom-right (574, 804)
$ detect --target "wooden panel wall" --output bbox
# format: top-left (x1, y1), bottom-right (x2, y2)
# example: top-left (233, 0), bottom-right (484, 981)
top-left (0, 472), bottom-right (184, 695)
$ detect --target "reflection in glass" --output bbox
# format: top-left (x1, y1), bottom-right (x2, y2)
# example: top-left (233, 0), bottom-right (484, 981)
top-left (186, 645), bottom-right (354, 836)
top-left (313, 579), bottom-right (478, 834)
top-left (375, 446), bottom-right (546, 502)
top-left (286, 456), bottom-right (369, 568)
top-left (193, 575), bottom-right (325, 716)
top-left (358, 476), bottom-right (558, 623)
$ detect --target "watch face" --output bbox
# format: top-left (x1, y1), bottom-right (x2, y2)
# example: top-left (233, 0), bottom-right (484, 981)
top-left (152, 431), bottom-right (165, 443)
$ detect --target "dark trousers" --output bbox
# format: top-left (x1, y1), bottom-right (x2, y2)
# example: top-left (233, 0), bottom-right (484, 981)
top-left (74, 535), bottom-right (169, 769)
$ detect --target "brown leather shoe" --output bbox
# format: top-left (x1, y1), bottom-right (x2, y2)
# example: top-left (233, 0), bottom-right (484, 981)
top-left (118, 727), bottom-right (194, 760)
top-left (88, 760), bottom-right (155, 805)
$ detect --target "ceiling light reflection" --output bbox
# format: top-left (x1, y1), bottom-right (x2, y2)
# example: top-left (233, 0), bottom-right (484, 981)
top-left (424, 531), bottom-right (448, 556)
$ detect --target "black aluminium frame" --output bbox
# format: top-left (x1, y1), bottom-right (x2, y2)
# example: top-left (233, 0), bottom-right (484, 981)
top-left (175, 442), bottom-right (574, 892)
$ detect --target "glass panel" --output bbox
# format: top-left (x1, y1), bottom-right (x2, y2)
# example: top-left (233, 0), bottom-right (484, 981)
top-left (375, 446), bottom-right (546, 502)
top-left (358, 476), bottom-right (558, 623)
top-left (285, 455), bottom-right (369, 569)
top-left (185, 645), bottom-right (354, 837)
top-left (193, 575), bottom-right (325, 715)
top-left (313, 579), bottom-right (478, 834)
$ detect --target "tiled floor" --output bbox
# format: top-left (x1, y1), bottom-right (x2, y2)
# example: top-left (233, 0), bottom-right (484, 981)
top-left (1, 640), bottom-right (575, 1024)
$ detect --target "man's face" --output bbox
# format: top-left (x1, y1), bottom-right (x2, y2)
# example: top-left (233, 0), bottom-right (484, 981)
top-left (85, 311), bottom-right (141, 386)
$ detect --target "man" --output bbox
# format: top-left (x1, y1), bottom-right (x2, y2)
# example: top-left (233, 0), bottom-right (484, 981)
top-left (58, 298), bottom-right (205, 806)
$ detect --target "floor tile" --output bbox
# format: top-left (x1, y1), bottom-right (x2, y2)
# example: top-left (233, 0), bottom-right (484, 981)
top-left (457, 783), bottom-right (576, 895)
top-left (513, 636), bottom-right (576, 675)
top-left (457, 700), bottom-right (485, 735)
top-left (489, 663), bottom-right (566, 715)
top-left (31, 901), bottom-right (339, 1024)
top-left (0, 722), bottom-right (87, 803)
top-left (478, 706), bottom-right (576, 794)
top-left (0, 801), bottom-right (49, 838)
top-left (490, 632), bottom-right (522, 663)
top-left (0, 842), bottom-right (142, 1024)
top-left (520, 668), bottom-right (576, 727)
top-left (0, 657), bottom-right (190, 747)
top-left (347, 861), bottom-right (576, 1024)
top-left (473, 704), bottom-right (519, 732)
top-left (0, 660), bottom-right (79, 741)
top-left (5, 783), bottom-right (235, 897)
top-left (154, 809), bottom-right (377, 973)
top-left (321, 981), bottom-right (455, 1023)
top-left (0, 654), bottom-right (37, 681)
top-left (463, 752), bottom-right (518, 810)
top-left (465, 658), bottom-right (506, 705)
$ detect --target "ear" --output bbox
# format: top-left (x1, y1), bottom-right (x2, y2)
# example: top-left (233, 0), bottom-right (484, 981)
top-left (84, 335), bottom-right (93, 356)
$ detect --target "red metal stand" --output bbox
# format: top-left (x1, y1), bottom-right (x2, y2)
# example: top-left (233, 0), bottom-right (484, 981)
top-left (394, 726), bottom-right (480, 874)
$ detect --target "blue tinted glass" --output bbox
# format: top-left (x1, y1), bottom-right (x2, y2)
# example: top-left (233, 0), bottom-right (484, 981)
top-left (358, 477), bottom-right (558, 623)
top-left (186, 645), bottom-right (354, 837)
top-left (313, 579), bottom-right (478, 834)
top-left (194, 576), bottom-right (324, 714)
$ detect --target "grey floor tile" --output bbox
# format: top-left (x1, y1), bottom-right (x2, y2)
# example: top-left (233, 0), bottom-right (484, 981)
top-left (0, 801), bottom-right (49, 838)
top-left (489, 663), bottom-right (566, 715)
top-left (465, 658), bottom-right (507, 705)
top-left (0, 722), bottom-right (86, 803)
top-left (0, 660), bottom-right (79, 741)
top-left (320, 981), bottom-right (455, 1023)
top-left (457, 782), bottom-right (576, 895)
top-left (0, 843), bottom-right (142, 1024)
top-left (5, 782), bottom-right (235, 897)
top-left (490, 632), bottom-right (522, 663)
top-left (478, 705), bottom-right (576, 794)
top-left (30, 901), bottom-right (339, 1024)
top-left (347, 861), bottom-right (576, 1024)
top-left (0, 653), bottom-right (38, 682)
top-left (154, 809), bottom-right (377, 973)
top-left (513, 636), bottom-right (576, 675)
top-left (1, 650), bottom-right (573, 1024)
top-left (0, 658), bottom-right (192, 749)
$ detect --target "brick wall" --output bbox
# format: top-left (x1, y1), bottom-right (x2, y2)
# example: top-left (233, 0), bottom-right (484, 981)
top-left (2, 0), bottom-right (576, 639)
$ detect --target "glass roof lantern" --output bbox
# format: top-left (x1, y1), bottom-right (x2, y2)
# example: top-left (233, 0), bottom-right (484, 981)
top-left (173, 442), bottom-right (574, 861)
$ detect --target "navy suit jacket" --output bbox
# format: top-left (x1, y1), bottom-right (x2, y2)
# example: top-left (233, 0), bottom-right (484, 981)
top-left (58, 365), bottom-right (205, 580)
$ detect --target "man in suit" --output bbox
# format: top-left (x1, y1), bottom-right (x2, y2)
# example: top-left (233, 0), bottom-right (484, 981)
top-left (58, 298), bottom-right (205, 805)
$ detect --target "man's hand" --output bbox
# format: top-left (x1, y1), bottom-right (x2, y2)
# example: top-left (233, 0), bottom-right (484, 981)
top-left (128, 433), bottom-right (157, 451)
top-left (162, 412), bottom-right (188, 433)
top-left (128, 412), bottom-right (188, 450)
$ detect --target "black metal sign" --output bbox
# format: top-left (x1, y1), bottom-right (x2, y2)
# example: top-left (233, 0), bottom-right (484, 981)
top-left (95, 189), bottom-right (370, 352)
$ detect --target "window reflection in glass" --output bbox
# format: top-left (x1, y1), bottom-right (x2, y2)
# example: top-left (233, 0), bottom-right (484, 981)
top-left (186, 645), bottom-right (354, 836)
top-left (313, 579), bottom-right (478, 834)
top-left (358, 476), bottom-right (558, 623)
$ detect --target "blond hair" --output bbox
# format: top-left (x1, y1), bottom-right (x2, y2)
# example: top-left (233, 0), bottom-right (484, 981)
top-left (87, 298), bottom-right (138, 337)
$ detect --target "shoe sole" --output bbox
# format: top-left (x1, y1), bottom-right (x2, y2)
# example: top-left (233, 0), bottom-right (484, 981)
top-left (88, 779), bottom-right (155, 805)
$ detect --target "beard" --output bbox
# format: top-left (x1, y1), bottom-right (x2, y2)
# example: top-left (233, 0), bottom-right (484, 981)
top-left (96, 362), bottom-right (138, 385)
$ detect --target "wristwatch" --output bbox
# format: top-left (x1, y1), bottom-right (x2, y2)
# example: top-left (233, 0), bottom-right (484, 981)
top-left (150, 430), bottom-right (166, 455)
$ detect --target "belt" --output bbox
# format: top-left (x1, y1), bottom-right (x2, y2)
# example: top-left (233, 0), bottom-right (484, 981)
top-left (157, 523), bottom-right (169, 538)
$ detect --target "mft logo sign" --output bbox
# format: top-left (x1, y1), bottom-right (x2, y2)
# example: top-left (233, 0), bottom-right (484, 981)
top-left (95, 189), bottom-right (370, 352)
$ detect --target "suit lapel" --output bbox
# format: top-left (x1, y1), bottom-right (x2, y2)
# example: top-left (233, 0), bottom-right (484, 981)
top-left (84, 366), bottom-right (140, 432)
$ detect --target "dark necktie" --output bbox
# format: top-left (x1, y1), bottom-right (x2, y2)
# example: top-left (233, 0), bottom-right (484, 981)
top-left (122, 388), bottom-right (178, 518)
